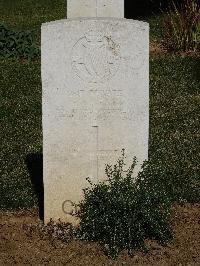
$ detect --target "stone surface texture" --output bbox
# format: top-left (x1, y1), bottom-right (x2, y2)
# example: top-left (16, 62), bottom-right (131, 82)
top-left (42, 18), bottom-right (149, 223)
top-left (67, 0), bottom-right (124, 18)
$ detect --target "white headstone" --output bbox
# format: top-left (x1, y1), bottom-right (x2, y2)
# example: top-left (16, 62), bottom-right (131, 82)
top-left (42, 3), bottom-right (149, 225)
top-left (67, 0), bottom-right (124, 18)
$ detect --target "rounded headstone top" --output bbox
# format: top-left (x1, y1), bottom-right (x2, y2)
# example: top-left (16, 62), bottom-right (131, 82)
top-left (42, 18), bottom-right (149, 29)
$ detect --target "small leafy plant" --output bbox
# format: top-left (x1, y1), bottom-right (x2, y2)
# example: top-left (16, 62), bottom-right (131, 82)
top-left (163, 0), bottom-right (200, 52)
top-left (0, 23), bottom-right (40, 60)
top-left (78, 150), bottom-right (173, 258)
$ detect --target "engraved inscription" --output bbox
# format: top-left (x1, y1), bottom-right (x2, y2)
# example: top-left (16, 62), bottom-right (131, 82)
top-left (62, 200), bottom-right (77, 215)
top-left (71, 30), bottom-right (120, 83)
top-left (56, 108), bottom-right (135, 121)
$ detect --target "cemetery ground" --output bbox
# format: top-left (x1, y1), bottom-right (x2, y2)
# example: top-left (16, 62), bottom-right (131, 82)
top-left (0, 204), bottom-right (199, 265)
top-left (0, 0), bottom-right (200, 264)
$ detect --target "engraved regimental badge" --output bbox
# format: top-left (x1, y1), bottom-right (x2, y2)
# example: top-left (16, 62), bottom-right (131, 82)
top-left (71, 30), bottom-right (120, 83)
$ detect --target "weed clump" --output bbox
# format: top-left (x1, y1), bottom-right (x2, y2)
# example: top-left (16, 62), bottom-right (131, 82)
top-left (163, 0), bottom-right (200, 53)
top-left (78, 150), bottom-right (173, 258)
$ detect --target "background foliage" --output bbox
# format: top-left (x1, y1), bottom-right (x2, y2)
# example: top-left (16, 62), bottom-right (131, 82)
top-left (163, 0), bottom-right (200, 52)
top-left (0, 23), bottom-right (39, 59)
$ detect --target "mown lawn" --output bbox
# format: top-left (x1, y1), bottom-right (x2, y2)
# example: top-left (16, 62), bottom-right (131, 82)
top-left (0, 1), bottom-right (199, 209)
top-left (0, 0), bottom-right (66, 30)
top-left (0, 60), bottom-right (42, 208)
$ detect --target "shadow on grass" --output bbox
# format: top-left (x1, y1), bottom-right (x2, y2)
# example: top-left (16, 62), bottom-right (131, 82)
top-left (25, 153), bottom-right (43, 220)
top-left (193, 58), bottom-right (200, 83)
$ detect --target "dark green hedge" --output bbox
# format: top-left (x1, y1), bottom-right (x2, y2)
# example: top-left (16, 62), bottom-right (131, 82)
top-left (0, 23), bottom-right (40, 59)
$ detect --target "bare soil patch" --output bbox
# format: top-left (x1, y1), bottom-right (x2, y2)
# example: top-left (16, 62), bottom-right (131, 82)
top-left (0, 204), bottom-right (199, 265)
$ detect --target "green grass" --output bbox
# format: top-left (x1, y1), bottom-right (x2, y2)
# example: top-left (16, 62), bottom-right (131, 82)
top-left (0, 0), bottom-right (66, 30)
top-left (147, 15), bottom-right (164, 41)
top-left (149, 56), bottom-right (200, 201)
top-left (0, 60), bottom-right (42, 208)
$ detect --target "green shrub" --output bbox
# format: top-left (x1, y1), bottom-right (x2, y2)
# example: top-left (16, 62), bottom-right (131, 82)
top-left (0, 23), bottom-right (40, 59)
top-left (163, 0), bottom-right (200, 52)
top-left (78, 151), bottom-right (173, 258)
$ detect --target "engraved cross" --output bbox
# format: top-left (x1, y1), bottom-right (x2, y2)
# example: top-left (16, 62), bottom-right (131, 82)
top-left (92, 126), bottom-right (118, 180)
top-left (95, 0), bottom-right (98, 17)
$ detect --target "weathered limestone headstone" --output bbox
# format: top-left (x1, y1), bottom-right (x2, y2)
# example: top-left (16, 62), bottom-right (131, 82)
top-left (67, 0), bottom-right (124, 18)
top-left (42, 0), bottom-right (149, 224)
